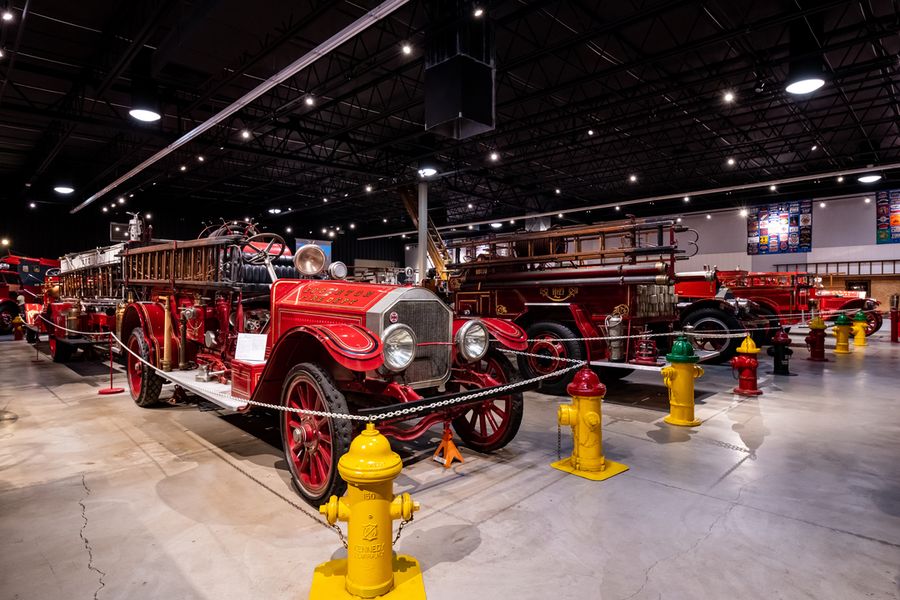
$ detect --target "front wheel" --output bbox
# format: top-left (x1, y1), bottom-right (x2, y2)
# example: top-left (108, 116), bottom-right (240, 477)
top-left (450, 351), bottom-right (524, 452)
top-left (280, 363), bottom-right (353, 506)
top-left (864, 311), bottom-right (883, 336)
top-left (682, 308), bottom-right (743, 363)
top-left (127, 328), bottom-right (163, 407)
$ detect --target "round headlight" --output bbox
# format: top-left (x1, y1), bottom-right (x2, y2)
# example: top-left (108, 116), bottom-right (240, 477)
top-left (382, 323), bottom-right (417, 371)
top-left (327, 261), bottom-right (348, 279)
top-left (456, 319), bottom-right (489, 362)
top-left (293, 244), bottom-right (326, 276)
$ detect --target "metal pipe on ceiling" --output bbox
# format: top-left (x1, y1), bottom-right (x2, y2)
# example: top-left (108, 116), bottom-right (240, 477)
top-left (71, 0), bottom-right (411, 214)
top-left (357, 161), bottom-right (900, 241)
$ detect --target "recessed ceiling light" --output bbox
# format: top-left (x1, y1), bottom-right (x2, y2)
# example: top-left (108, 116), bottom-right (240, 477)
top-left (286, 226), bottom-right (293, 233)
top-left (128, 108), bottom-right (161, 122)
top-left (473, 7), bottom-right (484, 17)
top-left (2, 10), bottom-right (14, 22)
top-left (197, 155), bottom-right (205, 162)
top-left (727, 158), bottom-right (735, 166)
top-left (615, 205), bottom-right (621, 211)
top-left (321, 228), bottom-right (327, 234)
top-left (28, 202), bottom-right (36, 208)
top-left (558, 213), bottom-right (563, 218)
top-left (706, 214), bottom-right (712, 219)
top-left (467, 203), bottom-right (473, 209)
top-left (587, 129), bottom-right (594, 136)
top-left (864, 197), bottom-right (871, 204)
top-left (555, 188), bottom-right (561, 194)
top-left (179, 165), bottom-right (187, 171)
top-left (489, 152), bottom-right (499, 161)
top-left (769, 185), bottom-right (777, 191)
top-left (365, 185), bottom-right (373, 192)
top-left (305, 96), bottom-right (315, 106)
top-left (102, 207), bottom-right (108, 213)
top-left (683, 196), bottom-right (690, 203)
top-left (349, 223), bottom-right (355, 229)
top-left (739, 209), bottom-right (748, 217)
top-left (118, 197), bottom-right (125, 204)
top-left (723, 91), bottom-right (735, 102)
top-left (819, 202), bottom-right (826, 208)
top-left (468, 225), bottom-right (474, 230)
top-left (858, 174), bottom-right (882, 183)
top-left (323, 197), bottom-right (328, 203)
top-left (382, 218), bottom-right (388, 223)
top-left (145, 213), bottom-right (152, 220)
top-left (785, 78), bottom-right (825, 95)
top-left (676, 217), bottom-right (682, 223)
top-left (53, 185), bottom-right (75, 195)
top-left (401, 43), bottom-right (412, 55)
top-left (509, 219), bottom-right (515, 224)
top-left (837, 176), bottom-right (844, 182)
top-left (241, 129), bottom-right (251, 139)
top-left (629, 174), bottom-right (637, 182)
top-left (490, 222), bottom-right (502, 229)
top-left (810, 145), bottom-right (818, 151)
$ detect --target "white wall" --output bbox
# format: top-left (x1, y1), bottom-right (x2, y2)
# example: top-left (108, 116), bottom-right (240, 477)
top-left (676, 194), bottom-right (895, 273)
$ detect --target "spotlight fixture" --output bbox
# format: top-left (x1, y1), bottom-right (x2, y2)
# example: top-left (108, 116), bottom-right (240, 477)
top-left (328, 231), bottom-right (335, 238)
top-left (810, 145), bottom-right (818, 151)
top-left (683, 196), bottom-right (690, 203)
top-left (0, 238), bottom-right (8, 246)
top-left (557, 213), bottom-right (563, 218)
top-left (197, 155), bottom-right (205, 162)
top-left (102, 207), bottom-right (108, 213)
top-left (467, 203), bottom-right (473, 209)
top-left (401, 43), bottom-right (412, 55)
top-left (509, 219), bottom-right (515, 224)
top-left (837, 176), bottom-right (844, 182)
top-left (241, 129), bottom-right (251, 139)
top-left (382, 218), bottom-right (388, 223)
top-left (179, 165), bottom-right (187, 172)
top-left (555, 188), bottom-right (561, 194)
top-left (706, 214), bottom-right (712, 219)
top-left (365, 185), bottom-right (373, 192)
top-left (490, 223), bottom-right (502, 229)
top-left (723, 91), bottom-right (735, 103)
top-left (321, 228), bottom-right (327, 235)
top-left (819, 202), bottom-right (826, 208)
top-left (118, 197), bottom-right (125, 204)
top-left (53, 185), bottom-right (75, 195)
top-left (145, 213), bottom-right (152, 220)
top-left (629, 174), bottom-right (637, 182)
top-left (468, 225), bottom-right (474, 230)
top-left (615, 205), bottom-right (621, 211)
top-left (405, 245), bottom-right (410, 251)
top-left (587, 129), bottom-right (595, 136)
top-left (323, 197), bottom-right (328, 203)
top-left (489, 152), bottom-right (499, 161)
top-left (304, 96), bottom-right (315, 106)
top-left (28, 202), bottom-right (36, 208)
top-left (349, 223), bottom-right (355, 229)
top-left (676, 217), bottom-right (682, 223)
top-left (285, 227), bottom-right (293, 234)
top-left (0, 49), bottom-right (4, 59)
top-left (2, 10), bottom-right (13, 21)
top-left (769, 185), bottom-right (777, 191)
top-left (858, 174), bottom-right (882, 183)
top-left (785, 18), bottom-right (827, 95)
top-left (128, 108), bottom-right (161, 122)
top-left (864, 197), bottom-right (871, 204)
top-left (727, 158), bottom-right (735, 166)
top-left (473, 7), bottom-right (484, 17)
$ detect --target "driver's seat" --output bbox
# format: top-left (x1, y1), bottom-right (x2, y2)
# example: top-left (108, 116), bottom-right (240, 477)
top-left (238, 256), bottom-right (301, 290)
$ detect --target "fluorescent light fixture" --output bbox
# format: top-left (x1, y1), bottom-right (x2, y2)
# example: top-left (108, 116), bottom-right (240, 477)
top-left (128, 108), bottom-right (161, 122)
top-left (858, 174), bottom-right (882, 183)
top-left (54, 185), bottom-right (75, 195)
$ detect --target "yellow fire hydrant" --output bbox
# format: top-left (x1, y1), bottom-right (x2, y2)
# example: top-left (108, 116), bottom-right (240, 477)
top-left (311, 423), bottom-right (425, 600)
top-left (662, 335), bottom-right (704, 427)
top-left (851, 310), bottom-right (868, 347)
top-left (11, 315), bottom-right (25, 341)
top-left (551, 367), bottom-right (628, 481)
top-left (832, 313), bottom-right (852, 355)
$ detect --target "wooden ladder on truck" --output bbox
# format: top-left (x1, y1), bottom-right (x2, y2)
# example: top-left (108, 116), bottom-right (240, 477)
top-left (401, 188), bottom-right (451, 281)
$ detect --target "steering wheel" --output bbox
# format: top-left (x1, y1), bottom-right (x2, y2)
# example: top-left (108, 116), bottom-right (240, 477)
top-left (199, 219), bottom-right (260, 239)
top-left (242, 233), bottom-right (288, 265)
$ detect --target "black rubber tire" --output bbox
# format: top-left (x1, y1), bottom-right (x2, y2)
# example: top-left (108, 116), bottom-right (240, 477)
top-left (517, 321), bottom-right (585, 396)
top-left (280, 363), bottom-right (353, 506)
top-left (127, 327), bottom-right (164, 408)
top-left (682, 307), bottom-right (743, 363)
top-left (25, 328), bottom-right (38, 344)
top-left (452, 351), bottom-right (524, 453)
top-left (0, 307), bottom-right (14, 335)
top-left (49, 337), bottom-right (73, 363)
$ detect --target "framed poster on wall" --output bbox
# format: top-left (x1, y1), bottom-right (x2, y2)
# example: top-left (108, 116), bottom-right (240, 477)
top-left (875, 190), bottom-right (900, 244)
top-left (746, 200), bottom-right (812, 255)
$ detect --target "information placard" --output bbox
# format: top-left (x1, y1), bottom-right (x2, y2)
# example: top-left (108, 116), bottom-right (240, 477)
top-left (875, 190), bottom-right (900, 244)
top-left (746, 200), bottom-right (812, 255)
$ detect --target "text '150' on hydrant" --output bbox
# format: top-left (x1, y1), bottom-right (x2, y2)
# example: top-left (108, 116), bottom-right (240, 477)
top-left (310, 423), bottom-right (425, 600)
top-left (766, 329), bottom-right (795, 376)
top-left (551, 367), bottom-right (628, 481)
top-left (832, 313), bottom-right (853, 355)
top-left (731, 335), bottom-right (763, 396)
top-left (661, 336), bottom-right (704, 427)
top-left (851, 310), bottom-right (868, 347)
top-left (805, 316), bottom-right (828, 362)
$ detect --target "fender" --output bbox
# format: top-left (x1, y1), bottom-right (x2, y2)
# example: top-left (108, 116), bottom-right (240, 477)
top-left (250, 324), bottom-right (383, 405)
top-left (120, 301), bottom-right (176, 366)
top-left (454, 317), bottom-right (528, 351)
top-left (678, 298), bottom-right (740, 320)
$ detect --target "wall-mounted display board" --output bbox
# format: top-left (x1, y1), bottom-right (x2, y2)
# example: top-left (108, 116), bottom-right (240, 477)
top-left (875, 190), bottom-right (900, 244)
top-left (746, 200), bottom-right (812, 255)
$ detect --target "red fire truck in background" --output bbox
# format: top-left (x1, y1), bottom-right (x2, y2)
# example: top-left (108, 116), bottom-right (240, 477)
top-left (0, 253), bottom-right (60, 335)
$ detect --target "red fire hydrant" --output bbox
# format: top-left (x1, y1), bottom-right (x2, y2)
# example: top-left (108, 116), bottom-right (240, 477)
top-left (890, 294), bottom-right (899, 344)
top-left (805, 315), bottom-right (828, 362)
top-left (730, 335), bottom-right (762, 396)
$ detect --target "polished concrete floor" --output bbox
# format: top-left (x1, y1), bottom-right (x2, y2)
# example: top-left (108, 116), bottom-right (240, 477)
top-left (1, 331), bottom-right (899, 600)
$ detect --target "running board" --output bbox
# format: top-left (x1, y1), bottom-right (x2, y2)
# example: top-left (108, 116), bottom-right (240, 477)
top-left (162, 369), bottom-right (249, 412)
top-left (590, 349), bottom-right (721, 373)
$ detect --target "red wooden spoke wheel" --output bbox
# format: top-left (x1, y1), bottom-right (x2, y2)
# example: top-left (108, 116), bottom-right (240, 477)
top-left (280, 363), bottom-right (351, 505)
top-left (450, 351), bottom-right (523, 453)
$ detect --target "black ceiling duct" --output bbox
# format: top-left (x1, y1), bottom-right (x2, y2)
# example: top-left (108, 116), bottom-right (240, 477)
top-left (424, 0), bottom-right (495, 140)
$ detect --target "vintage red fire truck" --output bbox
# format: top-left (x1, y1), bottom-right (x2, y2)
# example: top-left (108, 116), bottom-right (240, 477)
top-left (444, 218), bottom-right (766, 394)
top-left (676, 270), bottom-right (882, 335)
top-left (0, 254), bottom-right (60, 334)
top-left (41, 219), bottom-right (529, 504)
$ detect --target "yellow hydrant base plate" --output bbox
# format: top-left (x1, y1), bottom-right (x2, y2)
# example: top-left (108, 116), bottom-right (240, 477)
top-left (550, 457), bottom-right (629, 481)
top-left (663, 415), bottom-right (702, 427)
top-left (309, 554), bottom-right (426, 600)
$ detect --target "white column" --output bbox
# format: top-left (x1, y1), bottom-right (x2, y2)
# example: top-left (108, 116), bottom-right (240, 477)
top-left (417, 181), bottom-right (428, 284)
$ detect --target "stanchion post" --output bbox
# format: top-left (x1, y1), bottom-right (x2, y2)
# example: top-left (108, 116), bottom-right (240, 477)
top-left (891, 294), bottom-right (900, 344)
top-left (311, 423), bottom-right (425, 600)
top-left (98, 334), bottom-right (124, 395)
top-left (551, 367), bottom-right (628, 481)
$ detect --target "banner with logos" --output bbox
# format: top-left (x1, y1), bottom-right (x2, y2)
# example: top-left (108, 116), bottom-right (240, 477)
top-left (746, 200), bottom-right (812, 255)
top-left (875, 190), bottom-right (900, 244)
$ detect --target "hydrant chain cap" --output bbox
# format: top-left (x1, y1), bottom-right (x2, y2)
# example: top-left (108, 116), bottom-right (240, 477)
top-left (567, 367), bottom-right (606, 397)
top-left (834, 313), bottom-right (852, 326)
top-left (337, 424), bottom-right (403, 483)
top-left (853, 310), bottom-right (867, 322)
top-left (736, 335), bottom-right (760, 354)
top-left (666, 335), bottom-right (699, 363)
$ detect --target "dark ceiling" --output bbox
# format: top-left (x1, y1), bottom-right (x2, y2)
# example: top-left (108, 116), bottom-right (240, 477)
top-left (1, 0), bottom-right (899, 257)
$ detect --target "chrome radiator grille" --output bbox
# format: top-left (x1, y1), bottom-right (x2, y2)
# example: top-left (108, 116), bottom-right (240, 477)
top-left (382, 299), bottom-right (452, 388)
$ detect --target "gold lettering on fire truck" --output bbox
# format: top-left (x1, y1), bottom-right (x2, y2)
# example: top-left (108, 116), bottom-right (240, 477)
top-left (540, 287), bottom-right (578, 302)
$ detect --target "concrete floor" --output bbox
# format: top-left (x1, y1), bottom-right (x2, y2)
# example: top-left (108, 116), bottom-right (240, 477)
top-left (1, 332), bottom-right (899, 600)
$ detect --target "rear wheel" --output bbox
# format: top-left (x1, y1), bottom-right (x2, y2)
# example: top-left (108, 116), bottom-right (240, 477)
top-left (280, 363), bottom-right (353, 506)
top-left (682, 308), bottom-right (743, 363)
top-left (518, 321), bottom-right (584, 395)
top-left (450, 351), bottom-right (524, 452)
top-left (864, 311), bottom-right (882, 336)
top-left (49, 336), bottom-right (73, 363)
top-left (0, 306), bottom-right (14, 335)
top-left (127, 328), bottom-right (163, 407)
